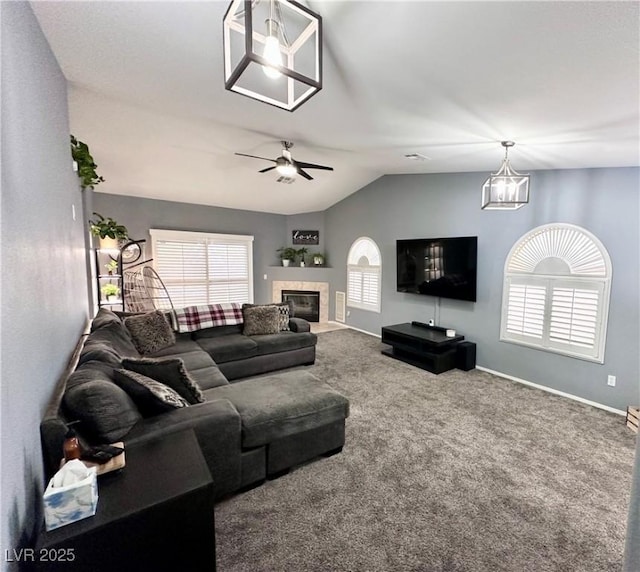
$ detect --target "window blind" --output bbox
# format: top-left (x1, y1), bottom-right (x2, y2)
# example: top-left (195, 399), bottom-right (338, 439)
top-left (150, 229), bottom-right (253, 308)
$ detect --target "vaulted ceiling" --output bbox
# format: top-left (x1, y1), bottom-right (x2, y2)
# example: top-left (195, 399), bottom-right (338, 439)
top-left (32, 1), bottom-right (639, 214)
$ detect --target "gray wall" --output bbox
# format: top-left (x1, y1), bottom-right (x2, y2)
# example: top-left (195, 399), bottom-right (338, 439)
top-left (93, 193), bottom-right (287, 304)
top-left (325, 168), bottom-right (640, 411)
top-left (1, 3), bottom-right (90, 566)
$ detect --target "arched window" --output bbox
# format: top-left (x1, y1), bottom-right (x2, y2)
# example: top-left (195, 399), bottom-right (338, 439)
top-left (501, 223), bottom-right (612, 362)
top-left (347, 237), bottom-right (381, 313)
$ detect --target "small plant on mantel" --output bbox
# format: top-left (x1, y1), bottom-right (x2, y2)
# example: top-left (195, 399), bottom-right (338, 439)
top-left (311, 252), bottom-right (325, 266)
top-left (277, 247), bottom-right (298, 267)
top-left (296, 247), bottom-right (309, 267)
top-left (70, 135), bottom-right (105, 189)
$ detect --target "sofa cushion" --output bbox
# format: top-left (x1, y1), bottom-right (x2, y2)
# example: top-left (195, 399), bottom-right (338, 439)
top-left (191, 324), bottom-right (243, 339)
top-left (251, 331), bottom-right (318, 356)
top-left (82, 321), bottom-right (140, 359)
top-left (146, 342), bottom-right (229, 390)
top-left (63, 378), bottom-right (142, 443)
top-left (121, 357), bottom-right (205, 404)
top-left (195, 334), bottom-right (258, 364)
top-left (124, 310), bottom-right (175, 355)
top-left (204, 371), bottom-right (349, 448)
top-left (242, 305), bottom-right (280, 336)
top-left (243, 301), bottom-right (294, 330)
top-left (113, 369), bottom-right (189, 417)
top-left (77, 343), bottom-right (122, 369)
top-left (90, 308), bottom-right (123, 332)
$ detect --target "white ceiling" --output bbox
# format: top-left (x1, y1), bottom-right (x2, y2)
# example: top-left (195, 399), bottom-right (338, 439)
top-left (32, 1), bottom-right (639, 215)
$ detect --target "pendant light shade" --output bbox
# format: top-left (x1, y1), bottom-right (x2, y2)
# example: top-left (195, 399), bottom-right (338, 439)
top-left (223, 0), bottom-right (322, 111)
top-left (481, 141), bottom-right (530, 210)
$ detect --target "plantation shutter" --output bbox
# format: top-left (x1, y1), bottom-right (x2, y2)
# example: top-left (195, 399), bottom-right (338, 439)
top-left (150, 229), bottom-right (253, 309)
top-left (500, 224), bottom-right (611, 363)
top-left (504, 280), bottom-right (546, 340)
top-left (347, 237), bottom-right (381, 313)
top-left (548, 283), bottom-right (601, 355)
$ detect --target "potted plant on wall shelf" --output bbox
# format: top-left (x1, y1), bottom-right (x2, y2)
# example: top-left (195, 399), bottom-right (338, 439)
top-left (105, 259), bottom-right (119, 275)
top-left (89, 212), bottom-right (129, 251)
top-left (277, 247), bottom-right (297, 267)
top-left (101, 283), bottom-right (120, 303)
top-left (70, 135), bottom-right (105, 190)
top-left (296, 247), bottom-right (309, 267)
top-left (311, 252), bottom-right (325, 266)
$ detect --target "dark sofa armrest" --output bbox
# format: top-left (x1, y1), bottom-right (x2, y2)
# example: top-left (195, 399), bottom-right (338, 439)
top-left (289, 317), bottom-right (311, 333)
top-left (124, 399), bottom-right (242, 498)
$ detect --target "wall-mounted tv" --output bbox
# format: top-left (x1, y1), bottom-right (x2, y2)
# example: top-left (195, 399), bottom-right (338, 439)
top-left (396, 236), bottom-right (477, 302)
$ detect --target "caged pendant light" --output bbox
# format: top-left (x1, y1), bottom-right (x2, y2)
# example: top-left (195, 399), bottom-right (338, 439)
top-left (481, 141), bottom-right (530, 210)
top-left (223, 0), bottom-right (322, 111)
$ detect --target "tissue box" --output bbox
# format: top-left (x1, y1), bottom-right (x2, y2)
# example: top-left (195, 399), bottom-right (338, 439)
top-left (43, 468), bottom-right (98, 531)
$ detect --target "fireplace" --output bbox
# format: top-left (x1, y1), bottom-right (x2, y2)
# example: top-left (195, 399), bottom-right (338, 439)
top-left (282, 290), bottom-right (320, 323)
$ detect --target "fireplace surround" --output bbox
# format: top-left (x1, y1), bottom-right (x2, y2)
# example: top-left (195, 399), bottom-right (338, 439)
top-left (272, 281), bottom-right (329, 323)
top-left (282, 290), bottom-right (320, 322)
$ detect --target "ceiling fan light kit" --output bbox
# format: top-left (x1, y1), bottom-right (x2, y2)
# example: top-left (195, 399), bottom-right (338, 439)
top-left (481, 141), bottom-right (530, 210)
top-left (235, 141), bottom-right (334, 182)
top-left (223, 0), bottom-right (322, 111)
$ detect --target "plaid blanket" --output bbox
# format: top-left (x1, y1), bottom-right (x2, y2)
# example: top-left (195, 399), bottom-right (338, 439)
top-left (173, 303), bottom-right (243, 333)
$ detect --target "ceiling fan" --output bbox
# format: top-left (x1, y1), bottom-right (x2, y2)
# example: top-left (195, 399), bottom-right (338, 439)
top-left (235, 141), bottom-right (333, 182)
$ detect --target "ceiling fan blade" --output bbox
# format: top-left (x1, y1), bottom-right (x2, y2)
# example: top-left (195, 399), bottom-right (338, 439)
top-left (297, 168), bottom-right (313, 181)
top-left (235, 153), bottom-right (276, 162)
top-left (259, 166), bottom-right (277, 173)
top-left (295, 161), bottom-right (334, 171)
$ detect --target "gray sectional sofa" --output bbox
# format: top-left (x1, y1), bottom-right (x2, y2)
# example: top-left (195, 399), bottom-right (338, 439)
top-left (41, 308), bottom-right (349, 499)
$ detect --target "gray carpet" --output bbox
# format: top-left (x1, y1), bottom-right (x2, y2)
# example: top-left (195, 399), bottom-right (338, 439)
top-left (215, 329), bottom-right (636, 572)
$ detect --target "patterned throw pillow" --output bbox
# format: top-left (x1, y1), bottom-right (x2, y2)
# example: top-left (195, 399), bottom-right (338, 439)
top-left (242, 302), bottom-right (291, 331)
top-left (120, 357), bottom-right (205, 404)
top-left (242, 305), bottom-right (280, 336)
top-left (124, 311), bottom-right (175, 355)
top-left (113, 369), bottom-right (189, 417)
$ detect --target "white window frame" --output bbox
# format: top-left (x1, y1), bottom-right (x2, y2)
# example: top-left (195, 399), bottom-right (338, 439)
top-left (500, 223), bottom-right (611, 363)
top-left (150, 229), bottom-right (254, 308)
top-left (347, 237), bottom-right (381, 313)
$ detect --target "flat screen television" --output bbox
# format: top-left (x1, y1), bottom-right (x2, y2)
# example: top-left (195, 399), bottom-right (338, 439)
top-left (396, 236), bottom-right (477, 302)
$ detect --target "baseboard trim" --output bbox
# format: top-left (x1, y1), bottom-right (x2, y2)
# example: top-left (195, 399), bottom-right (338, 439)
top-left (476, 366), bottom-right (626, 416)
top-left (345, 324), bottom-right (381, 338)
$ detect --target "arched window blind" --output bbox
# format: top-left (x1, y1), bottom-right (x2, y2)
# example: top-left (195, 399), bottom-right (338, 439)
top-left (150, 229), bottom-right (254, 309)
top-left (501, 223), bottom-right (611, 362)
top-left (347, 237), bottom-right (381, 313)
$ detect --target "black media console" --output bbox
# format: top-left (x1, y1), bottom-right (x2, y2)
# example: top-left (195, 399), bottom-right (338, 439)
top-left (381, 322), bottom-right (476, 374)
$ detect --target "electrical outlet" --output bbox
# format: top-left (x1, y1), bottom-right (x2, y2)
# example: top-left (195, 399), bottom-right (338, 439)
top-left (347, 310), bottom-right (351, 317)
top-left (263, 274), bottom-right (267, 280)
top-left (607, 375), bottom-right (616, 387)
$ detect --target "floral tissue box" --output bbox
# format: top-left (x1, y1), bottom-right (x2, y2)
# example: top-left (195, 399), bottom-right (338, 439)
top-left (43, 465), bottom-right (98, 531)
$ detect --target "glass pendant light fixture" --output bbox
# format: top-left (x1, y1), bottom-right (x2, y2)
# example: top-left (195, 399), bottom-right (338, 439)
top-left (481, 141), bottom-right (530, 210)
top-left (223, 0), bottom-right (322, 111)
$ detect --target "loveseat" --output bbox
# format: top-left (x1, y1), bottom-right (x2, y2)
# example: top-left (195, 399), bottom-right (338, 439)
top-left (41, 306), bottom-right (349, 499)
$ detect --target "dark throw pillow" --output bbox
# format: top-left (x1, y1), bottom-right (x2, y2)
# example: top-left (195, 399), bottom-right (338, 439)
top-left (242, 302), bottom-right (291, 331)
top-left (120, 357), bottom-right (205, 404)
top-left (124, 310), bottom-right (175, 355)
top-left (242, 305), bottom-right (280, 336)
top-left (63, 379), bottom-right (142, 443)
top-left (113, 369), bottom-right (189, 417)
